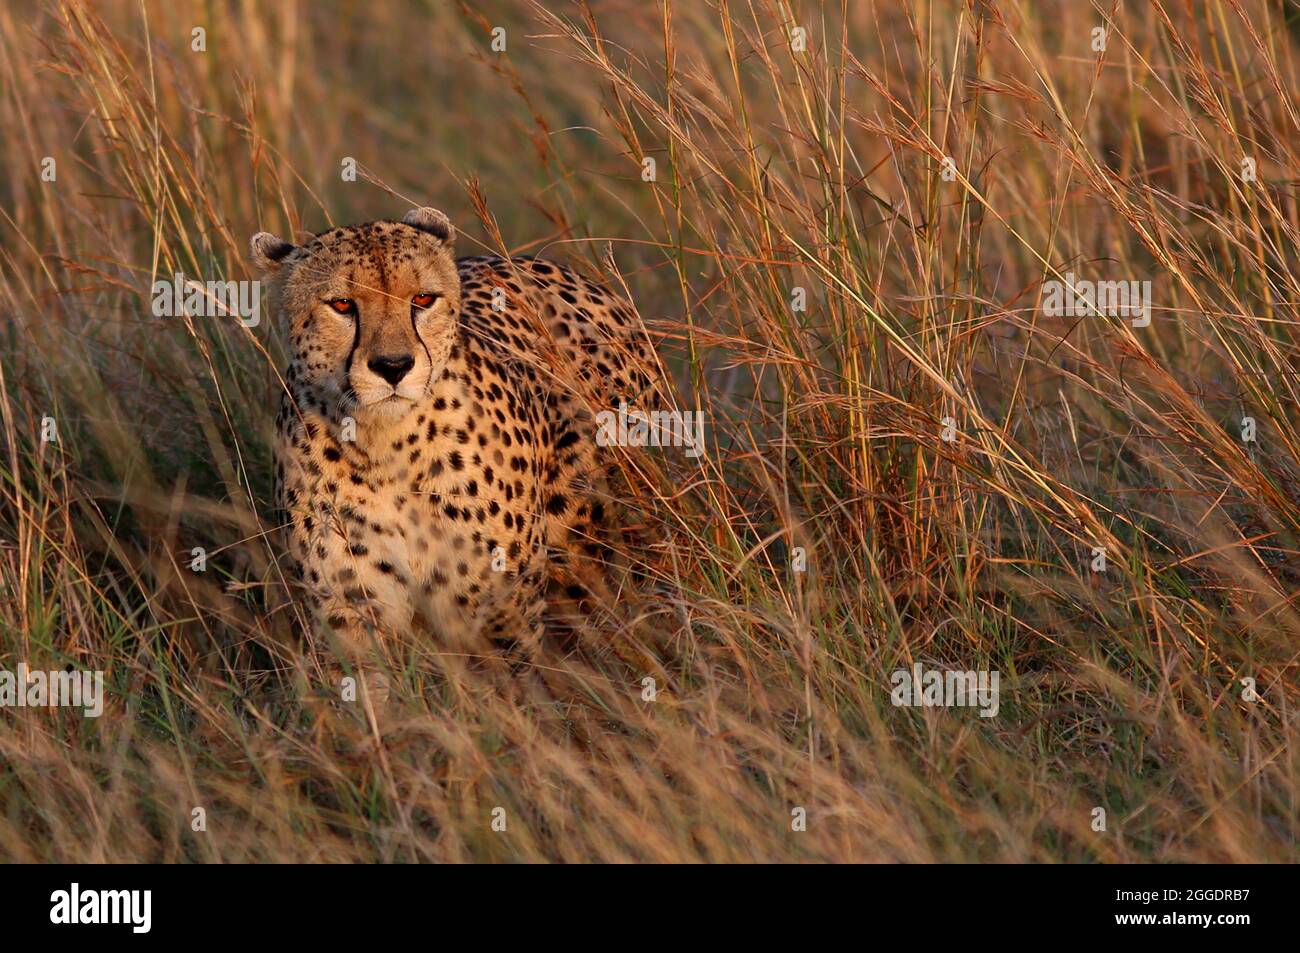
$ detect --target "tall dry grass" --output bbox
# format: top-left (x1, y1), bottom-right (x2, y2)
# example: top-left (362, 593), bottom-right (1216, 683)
top-left (0, 0), bottom-right (1297, 861)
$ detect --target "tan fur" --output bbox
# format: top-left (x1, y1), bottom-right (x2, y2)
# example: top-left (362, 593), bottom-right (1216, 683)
top-left (251, 209), bottom-right (653, 665)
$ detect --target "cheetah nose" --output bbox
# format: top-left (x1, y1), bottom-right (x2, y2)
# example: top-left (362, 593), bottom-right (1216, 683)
top-left (368, 354), bottom-right (415, 386)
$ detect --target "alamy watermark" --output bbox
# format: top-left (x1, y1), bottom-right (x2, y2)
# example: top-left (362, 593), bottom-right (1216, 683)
top-left (890, 663), bottom-right (999, 718)
top-left (1041, 272), bottom-right (1151, 327)
top-left (595, 400), bottom-right (705, 458)
top-left (50, 883), bottom-right (150, 933)
top-left (152, 273), bottom-right (261, 327)
top-left (0, 662), bottom-right (104, 718)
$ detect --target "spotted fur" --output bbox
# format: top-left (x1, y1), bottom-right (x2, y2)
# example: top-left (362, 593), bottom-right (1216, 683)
top-left (251, 209), bottom-right (652, 663)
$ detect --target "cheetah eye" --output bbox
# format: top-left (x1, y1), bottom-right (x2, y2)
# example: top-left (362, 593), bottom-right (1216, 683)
top-left (327, 298), bottom-right (356, 315)
top-left (412, 292), bottom-right (438, 309)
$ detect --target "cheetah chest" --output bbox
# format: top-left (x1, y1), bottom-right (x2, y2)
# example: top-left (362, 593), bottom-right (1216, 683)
top-left (292, 371), bottom-right (545, 623)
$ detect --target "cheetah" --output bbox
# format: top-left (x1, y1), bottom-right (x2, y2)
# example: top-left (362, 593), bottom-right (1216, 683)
top-left (250, 207), bottom-right (653, 668)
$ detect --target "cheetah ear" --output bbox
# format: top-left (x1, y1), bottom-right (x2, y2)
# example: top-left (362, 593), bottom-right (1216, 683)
top-left (249, 231), bottom-right (298, 274)
top-left (402, 207), bottom-right (455, 246)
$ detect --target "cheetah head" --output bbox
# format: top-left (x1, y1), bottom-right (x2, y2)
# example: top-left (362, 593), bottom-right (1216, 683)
top-left (250, 207), bottom-right (461, 421)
